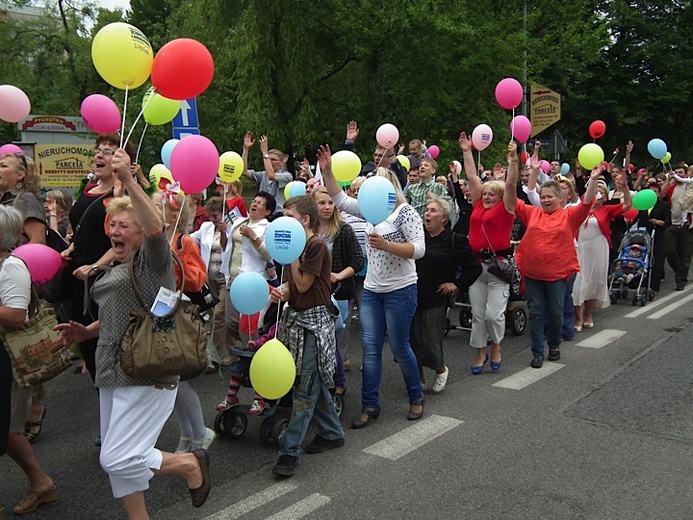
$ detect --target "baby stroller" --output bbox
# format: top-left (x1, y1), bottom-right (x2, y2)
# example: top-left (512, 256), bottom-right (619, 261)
top-left (608, 227), bottom-right (655, 306)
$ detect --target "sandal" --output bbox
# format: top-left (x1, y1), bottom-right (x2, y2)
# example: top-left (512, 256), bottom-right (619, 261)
top-left (583, 319), bottom-right (594, 329)
top-left (13, 486), bottom-right (56, 515)
top-left (24, 407), bottom-right (46, 444)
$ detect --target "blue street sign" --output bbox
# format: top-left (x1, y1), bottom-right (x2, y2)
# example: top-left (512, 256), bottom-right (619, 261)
top-left (172, 98), bottom-right (200, 139)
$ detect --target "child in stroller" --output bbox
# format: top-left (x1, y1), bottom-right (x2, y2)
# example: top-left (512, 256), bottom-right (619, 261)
top-left (609, 228), bottom-right (654, 305)
top-left (612, 244), bottom-right (645, 287)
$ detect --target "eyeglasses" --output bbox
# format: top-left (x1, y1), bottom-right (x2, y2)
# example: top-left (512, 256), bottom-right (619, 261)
top-left (251, 199), bottom-right (267, 207)
top-left (93, 148), bottom-right (115, 157)
top-left (373, 153), bottom-right (394, 160)
top-left (13, 153), bottom-right (28, 170)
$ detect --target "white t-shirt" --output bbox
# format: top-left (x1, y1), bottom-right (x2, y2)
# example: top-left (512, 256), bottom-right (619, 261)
top-left (0, 256), bottom-right (31, 318)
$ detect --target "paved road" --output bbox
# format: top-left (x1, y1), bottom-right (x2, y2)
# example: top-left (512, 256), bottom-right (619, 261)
top-left (2, 273), bottom-right (692, 519)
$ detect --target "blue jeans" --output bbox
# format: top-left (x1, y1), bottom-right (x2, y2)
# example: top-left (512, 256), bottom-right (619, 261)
top-left (525, 277), bottom-right (566, 358)
top-left (359, 285), bottom-right (422, 407)
top-left (543, 273), bottom-right (575, 339)
top-left (279, 332), bottom-right (344, 458)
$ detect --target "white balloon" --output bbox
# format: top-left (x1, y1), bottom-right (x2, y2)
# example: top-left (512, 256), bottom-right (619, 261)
top-left (472, 124), bottom-right (494, 151)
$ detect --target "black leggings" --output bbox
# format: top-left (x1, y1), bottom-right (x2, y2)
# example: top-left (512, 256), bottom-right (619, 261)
top-left (0, 345), bottom-right (12, 456)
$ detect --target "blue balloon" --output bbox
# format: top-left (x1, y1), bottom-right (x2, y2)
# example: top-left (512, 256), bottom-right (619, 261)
top-left (647, 138), bottom-right (667, 160)
top-left (560, 163), bottom-right (570, 175)
top-left (288, 181), bottom-right (306, 198)
top-left (161, 138), bottom-right (179, 169)
top-left (229, 271), bottom-right (269, 315)
top-left (357, 175), bottom-right (397, 225)
top-left (265, 216), bottom-right (307, 265)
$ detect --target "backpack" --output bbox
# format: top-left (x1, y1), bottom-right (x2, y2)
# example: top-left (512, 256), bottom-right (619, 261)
top-left (174, 233), bottom-right (220, 313)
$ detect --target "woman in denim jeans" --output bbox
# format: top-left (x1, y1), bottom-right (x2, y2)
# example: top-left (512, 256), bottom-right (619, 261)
top-left (317, 146), bottom-right (426, 427)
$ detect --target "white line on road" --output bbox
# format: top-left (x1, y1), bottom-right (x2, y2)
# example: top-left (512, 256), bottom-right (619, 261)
top-left (492, 363), bottom-right (565, 390)
top-left (575, 329), bottom-right (628, 349)
top-left (265, 493), bottom-right (331, 520)
top-left (625, 284), bottom-right (693, 318)
top-left (203, 482), bottom-right (298, 520)
top-left (647, 292), bottom-right (693, 320)
top-left (362, 414), bottom-right (462, 461)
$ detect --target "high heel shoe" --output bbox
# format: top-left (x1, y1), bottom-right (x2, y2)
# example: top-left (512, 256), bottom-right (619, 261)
top-left (471, 354), bottom-right (489, 375)
top-left (490, 358), bottom-right (503, 371)
top-left (407, 397), bottom-right (425, 421)
top-left (351, 407), bottom-right (380, 429)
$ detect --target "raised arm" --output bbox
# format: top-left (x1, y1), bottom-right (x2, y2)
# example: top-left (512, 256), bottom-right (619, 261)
top-left (459, 132), bottom-right (481, 204)
top-left (614, 173), bottom-right (633, 212)
top-left (241, 131), bottom-right (255, 180)
top-left (583, 167), bottom-right (602, 205)
top-left (503, 141), bottom-right (519, 214)
top-left (112, 149), bottom-right (163, 238)
top-left (258, 135), bottom-right (280, 182)
top-left (316, 145), bottom-right (341, 197)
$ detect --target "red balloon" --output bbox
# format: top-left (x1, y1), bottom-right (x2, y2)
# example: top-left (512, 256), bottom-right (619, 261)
top-left (151, 39), bottom-right (214, 100)
top-left (241, 313), bottom-right (260, 335)
top-left (519, 151), bottom-right (530, 164)
top-left (623, 207), bottom-right (639, 221)
top-left (589, 120), bottom-right (606, 139)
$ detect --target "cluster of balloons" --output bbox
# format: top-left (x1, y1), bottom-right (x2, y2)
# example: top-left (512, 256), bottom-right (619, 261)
top-left (0, 85), bottom-right (31, 123)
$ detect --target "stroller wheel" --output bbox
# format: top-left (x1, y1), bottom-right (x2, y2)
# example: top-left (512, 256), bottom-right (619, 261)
top-left (272, 418), bottom-right (290, 448)
top-left (648, 289), bottom-right (655, 301)
top-left (214, 409), bottom-right (247, 439)
top-left (259, 417), bottom-right (276, 446)
top-left (459, 307), bottom-right (472, 328)
top-left (508, 307), bottom-right (527, 336)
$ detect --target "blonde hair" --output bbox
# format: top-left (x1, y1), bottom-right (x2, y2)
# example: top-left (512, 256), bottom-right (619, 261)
top-left (227, 180), bottom-right (244, 197)
top-left (152, 192), bottom-right (191, 233)
top-left (482, 180), bottom-right (505, 199)
top-left (45, 189), bottom-right (73, 216)
top-left (374, 167), bottom-right (407, 207)
top-left (312, 187), bottom-right (343, 241)
top-left (2, 153), bottom-right (40, 195)
top-left (106, 196), bottom-right (134, 216)
top-left (350, 176), bottom-right (366, 190)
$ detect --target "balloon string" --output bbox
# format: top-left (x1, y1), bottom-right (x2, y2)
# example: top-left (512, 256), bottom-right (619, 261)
top-left (135, 123), bottom-right (148, 164)
top-left (123, 94), bottom-right (155, 151)
top-left (477, 151), bottom-right (481, 174)
top-left (274, 268), bottom-right (285, 338)
top-left (511, 108), bottom-right (515, 141)
top-left (221, 185), bottom-right (227, 223)
top-left (169, 196), bottom-right (186, 247)
top-left (119, 84), bottom-right (129, 148)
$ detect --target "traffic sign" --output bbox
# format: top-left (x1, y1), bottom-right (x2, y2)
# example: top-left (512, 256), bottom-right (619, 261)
top-left (172, 98), bottom-right (200, 139)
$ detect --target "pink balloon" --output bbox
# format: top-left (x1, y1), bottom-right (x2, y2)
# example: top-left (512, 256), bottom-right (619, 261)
top-left (12, 244), bottom-right (62, 285)
top-left (471, 124), bottom-right (494, 151)
top-left (510, 115), bottom-right (532, 143)
top-left (0, 143), bottom-right (23, 156)
top-left (0, 85), bottom-right (31, 123)
top-left (170, 135), bottom-right (219, 193)
top-left (81, 94), bottom-right (122, 134)
top-left (428, 145), bottom-right (440, 159)
top-left (540, 160), bottom-right (551, 174)
top-left (376, 123), bottom-right (399, 148)
top-left (495, 78), bottom-right (523, 110)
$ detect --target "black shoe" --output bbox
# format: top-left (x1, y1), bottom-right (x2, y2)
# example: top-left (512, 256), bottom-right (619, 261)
top-left (407, 398), bottom-right (425, 421)
top-left (305, 435), bottom-right (345, 454)
top-left (351, 407), bottom-right (380, 429)
top-left (548, 349), bottom-right (561, 361)
top-left (676, 284), bottom-right (686, 291)
top-left (272, 455), bottom-right (298, 477)
top-left (530, 356), bottom-right (544, 368)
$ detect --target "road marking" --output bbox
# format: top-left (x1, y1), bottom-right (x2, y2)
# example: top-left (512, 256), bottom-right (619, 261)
top-left (265, 493), bottom-right (330, 520)
top-left (647, 292), bottom-right (693, 320)
top-left (362, 414), bottom-right (462, 461)
top-left (625, 285), bottom-right (693, 318)
top-left (575, 329), bottom-right (627, 349)
top-left (203, 482), bottom-right (298, 519)
top-left (492, 363), bottom-right (565, 390)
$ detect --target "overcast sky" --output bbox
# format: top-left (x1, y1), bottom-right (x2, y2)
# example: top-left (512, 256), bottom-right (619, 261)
top-left (95, 0), bottom-right (130, 11)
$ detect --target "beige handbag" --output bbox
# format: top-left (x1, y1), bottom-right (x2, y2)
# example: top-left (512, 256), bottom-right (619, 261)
top-left (119, 252), bottom-right (207, 381)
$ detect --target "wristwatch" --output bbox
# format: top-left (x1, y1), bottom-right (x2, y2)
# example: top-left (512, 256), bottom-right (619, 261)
top-left (262, 153), bottom-right (270, 159)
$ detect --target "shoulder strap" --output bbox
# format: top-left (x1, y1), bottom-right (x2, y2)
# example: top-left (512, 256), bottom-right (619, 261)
top-left (128, 250), bottom-right (186, 319)
top-left (74, 190), bottom-right (112, 237)
top-left (176, 233), bottom-right (183, 252)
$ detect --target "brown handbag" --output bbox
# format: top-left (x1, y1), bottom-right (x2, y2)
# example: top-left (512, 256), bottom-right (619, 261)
top-left (119, 252), bottom-right (207, 381)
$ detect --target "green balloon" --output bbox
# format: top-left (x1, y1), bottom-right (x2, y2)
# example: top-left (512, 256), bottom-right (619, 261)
top-left (338, 180), bottom-right (351, 188)
top-left (632, 189), bottom-right (657, 210)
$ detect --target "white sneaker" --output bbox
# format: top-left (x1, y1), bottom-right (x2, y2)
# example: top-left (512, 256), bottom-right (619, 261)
top-left (432, 366), bottom-right (449, 393)
top-left (193, 427), bottom-right (216, 451)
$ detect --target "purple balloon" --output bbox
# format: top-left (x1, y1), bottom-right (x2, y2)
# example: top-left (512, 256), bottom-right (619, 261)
top-left (0, 143), bottom-right (23, 156)
top-left (170, 135), bottom-right (219, 194)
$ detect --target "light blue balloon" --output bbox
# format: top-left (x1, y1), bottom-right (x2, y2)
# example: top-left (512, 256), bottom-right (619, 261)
top-left (357, 175), bottom-right (397, 225)
top-left (560, 163), bottom-right (570, 175)
top-left (229, 271), bottom-right (269, 315)
top-left (161, 138), bottom-right (179, 169)
top-left (288, 181), bottom-right (306, 198)
top-left (647, 138), bottom-right (667, 160)
top-left (265, 216), bottom-right (307, 265)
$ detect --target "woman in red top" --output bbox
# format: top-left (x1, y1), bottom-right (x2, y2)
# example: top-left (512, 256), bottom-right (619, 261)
top-left (459, 133), bottom-right (517, 374)
top-left (514, 168), bottom-right (601, 367)
top-left (224, 180), bottom-right (248, 218)
top-left (573, 178), bottom-right (632, 331)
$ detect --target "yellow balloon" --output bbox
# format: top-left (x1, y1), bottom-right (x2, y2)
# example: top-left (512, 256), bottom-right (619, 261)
top-left (397, 155), bottom-right (411, 171)
top-left (331, 150), bottom-right (362, 183)
top-left (218, 151), bottom-right (244, 183)
top-left (92, 23), bottom-right (153, 89)
top-left (142, 88), bottom-right (181, 125)
top-left (249, 338), bottom-right (296, 399)
top-left (149, 163), bottom-right (172, 187)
